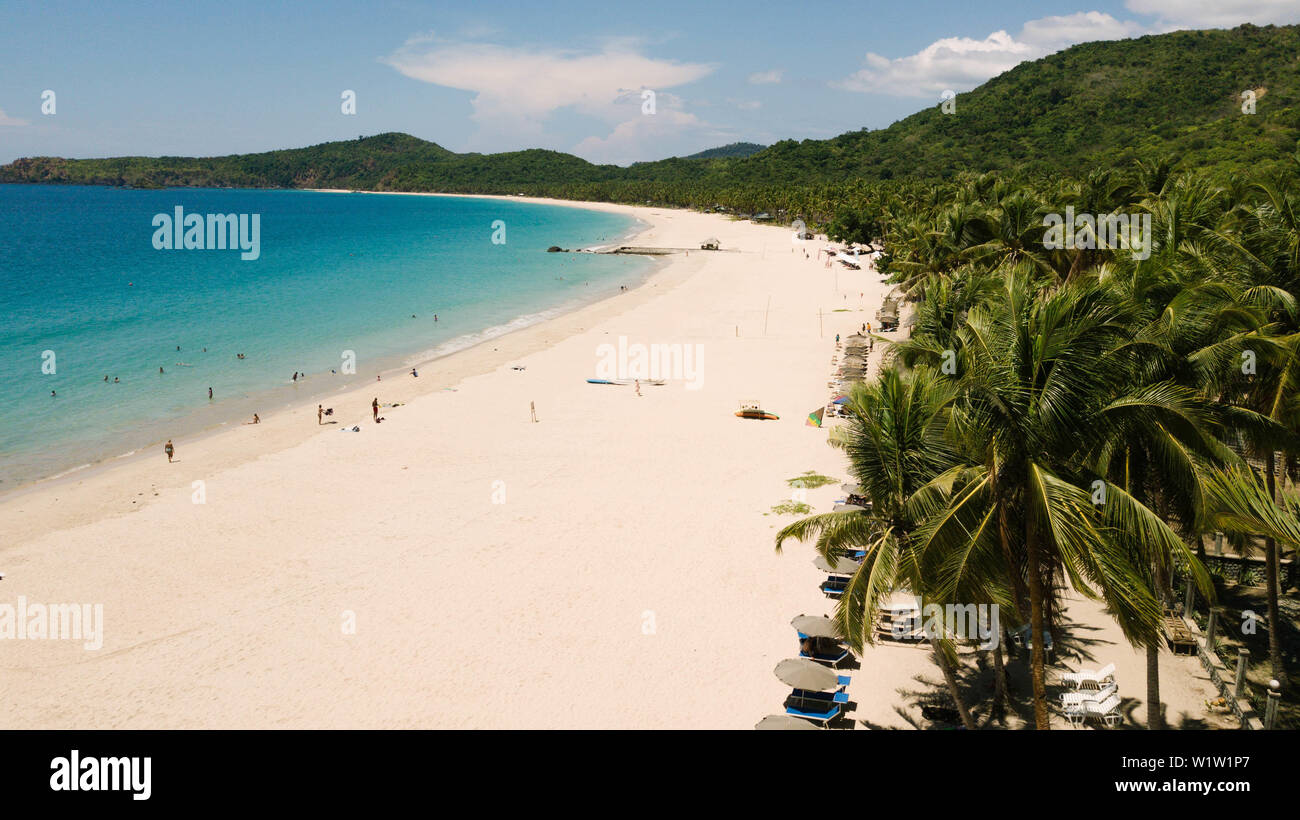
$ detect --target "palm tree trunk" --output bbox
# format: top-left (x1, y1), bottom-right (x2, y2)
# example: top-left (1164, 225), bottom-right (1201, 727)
top-left (1145, 643), bottom-right (1164, 730)
top-left (991, 640), bottom-right (1009, 717)
top-left (1026, 514), bottom-right (1050, 729)
top-left (1265, 453), bottom-right (1288, 689)
top-left (1148, 545), bottom-right (1169, 730)
top-left (930, 638), bottom-right (977, 730)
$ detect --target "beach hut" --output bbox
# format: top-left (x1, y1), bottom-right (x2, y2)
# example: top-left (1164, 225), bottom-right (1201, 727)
top-left (700, 237), bottom-right (720, 250)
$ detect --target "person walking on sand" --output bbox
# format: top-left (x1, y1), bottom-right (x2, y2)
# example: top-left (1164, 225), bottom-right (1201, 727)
top-left (318, 404), bottom-right (323, 425)
top-left (165, 439), bottom-right (174, 463)
top-left (530, 401), bottom-right (537, 423)
top-left (635, 379), bottom-right (641, 397)
top-left (372, 397), bottom-right (379, 421)
top-left (208, 386), bottom-right (213, 400)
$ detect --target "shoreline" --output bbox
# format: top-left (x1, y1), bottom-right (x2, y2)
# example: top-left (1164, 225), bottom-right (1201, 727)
top-left (1, 192), bottom-right (663, 504)
top-left (1, 200), bottom-right (907, 728)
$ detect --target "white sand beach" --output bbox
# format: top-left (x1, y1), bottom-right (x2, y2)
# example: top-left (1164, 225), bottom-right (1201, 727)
top-left (0, 197), bottom-right (1220, 729)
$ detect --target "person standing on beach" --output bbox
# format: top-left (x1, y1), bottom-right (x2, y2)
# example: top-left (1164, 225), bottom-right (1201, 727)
top-left (530, 401), bottom-right (537, 423)
top-left (635, 379), bottom-right (641, 397)
top-left (208, 386), bottom-right (213, 400)
top-left (318, 404), bottom-right (323, 425)
top-left (165, 440), bottom-right (174, 463)
top-left (372, 397), bottom-right (379, 421)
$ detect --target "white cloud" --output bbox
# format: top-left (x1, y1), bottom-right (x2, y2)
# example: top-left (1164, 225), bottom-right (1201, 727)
top-left (1125, 0), bottom-right (1300, 28)
top-left (837, 11), bottom-right (1147, 98)
top-left (1021, 11), bottom-right (1148, 51)
top-left (736, 100), bottom-right (762, 110)
top-left (382, 34), bottom-right (714, 143)
top-left (0, 108), bottom-right (30, 127)
top-left (747, 69), bottom-right (783, 84)
top-left (574, 106), bottom-right (713, 164)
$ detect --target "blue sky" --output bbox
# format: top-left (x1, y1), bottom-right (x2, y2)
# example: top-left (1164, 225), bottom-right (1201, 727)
top-left (1, 0), bottom-right (1298, 165)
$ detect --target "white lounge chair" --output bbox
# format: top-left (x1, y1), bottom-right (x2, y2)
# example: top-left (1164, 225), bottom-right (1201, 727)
top-left (1061, 662), bottom-right (1116, 689)
top-left (1087, 693), bottom-right (1123, 727)
top-left (1063, 691), bottom-right (1122, 727)
top-left (1060, 682), bottom-right (1117, 708)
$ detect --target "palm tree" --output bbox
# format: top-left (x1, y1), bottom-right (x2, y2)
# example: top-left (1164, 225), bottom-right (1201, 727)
top-left (909, 269), bottom-right (1182, 729)
top-left (1204, 174), bottom-right (1300, 689)
top-left (774, 367), bottom-right (984, 728)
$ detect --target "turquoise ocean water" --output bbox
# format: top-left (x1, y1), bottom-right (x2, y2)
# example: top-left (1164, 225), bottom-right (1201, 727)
top-left (0, 185), bottom-right (650, 488)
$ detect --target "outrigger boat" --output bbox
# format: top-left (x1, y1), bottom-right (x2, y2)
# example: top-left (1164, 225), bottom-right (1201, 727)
top-left (736, 400), bottom-right (778, 420)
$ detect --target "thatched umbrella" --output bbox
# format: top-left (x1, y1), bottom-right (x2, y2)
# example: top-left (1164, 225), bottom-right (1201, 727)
top-left (791, 615), bottom-right (842, 639)
top-left (773, 658), bottom-right (840, 691)
top-left (813, 556), bottom-right (862, 575)
top-left (755, 714), bottom-right (822, 730)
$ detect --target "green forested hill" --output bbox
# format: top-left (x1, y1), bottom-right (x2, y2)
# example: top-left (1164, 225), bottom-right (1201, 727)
top-left (3, 23), bottom-right (1298, 201)
top-left (680, 142), bottom-right (767, 160)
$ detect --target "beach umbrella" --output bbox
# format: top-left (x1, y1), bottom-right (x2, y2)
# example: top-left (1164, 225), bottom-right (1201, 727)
top-left (755, 714), bottom-right (821, 730)
top-left (841, 483), bottom-right (864, 495)
top-left (806, 407), bottom-right (824, 428)
top-left (814, 555), bottom-right (861, 575)
top-left (791, 615), bottom-right (841, 639)
top-left (774, 657), bottom-right (840, 691)
top-left (832, 396), bottom-right (851, 405)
